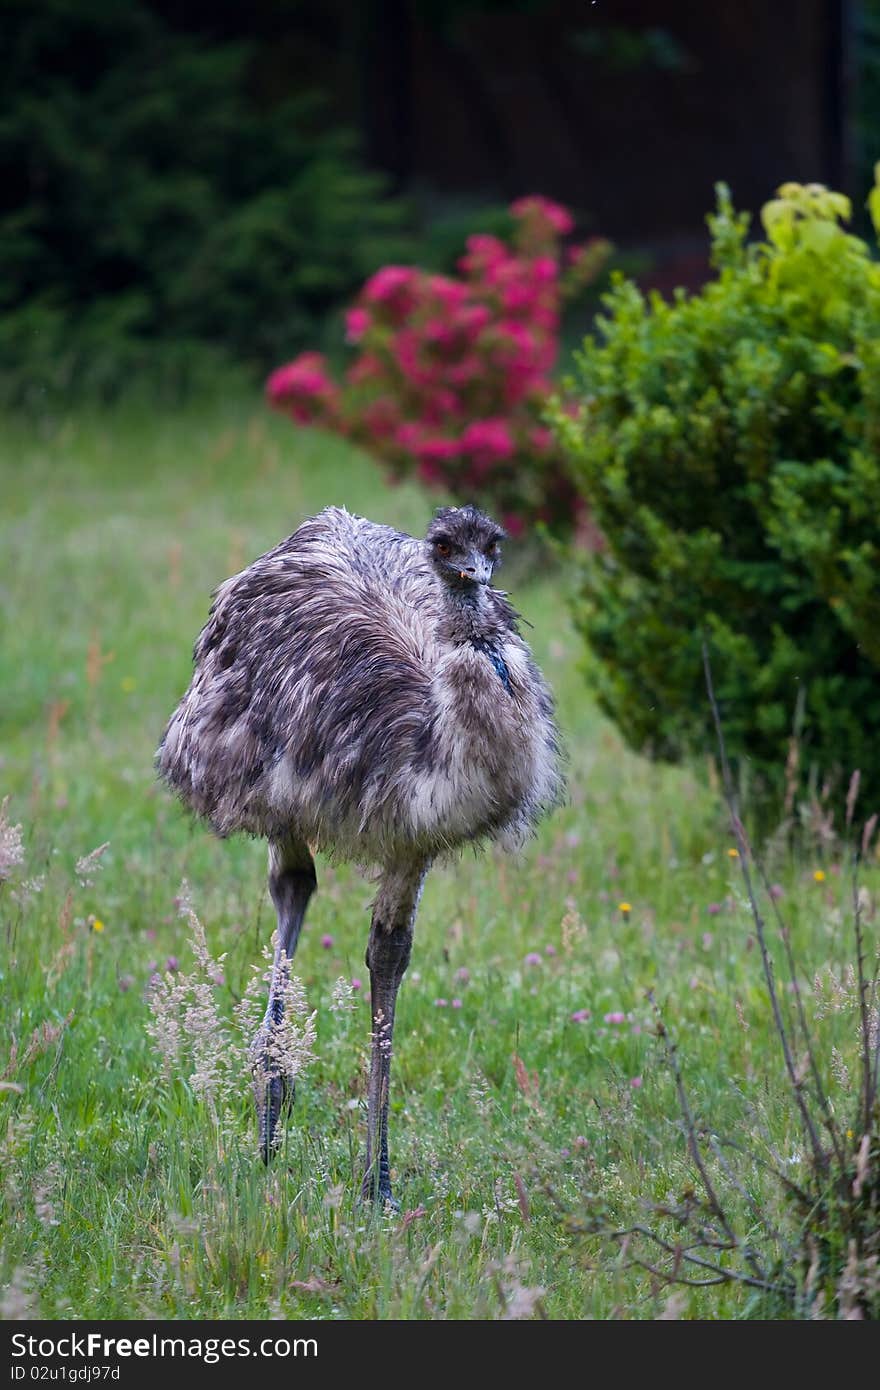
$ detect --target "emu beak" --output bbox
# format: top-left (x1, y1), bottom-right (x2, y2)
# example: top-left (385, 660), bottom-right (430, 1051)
top-left (467, 553), bottom-right (493, 585)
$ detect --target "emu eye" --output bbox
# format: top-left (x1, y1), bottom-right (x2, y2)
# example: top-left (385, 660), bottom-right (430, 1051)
top-left (434, 539), bottom-right (451, 558)
top-left (484, 543), bottom-right (498, 559)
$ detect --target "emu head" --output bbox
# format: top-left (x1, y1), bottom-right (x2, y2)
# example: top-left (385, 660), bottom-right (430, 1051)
top-left (425, 505), bottom-right (506, 590)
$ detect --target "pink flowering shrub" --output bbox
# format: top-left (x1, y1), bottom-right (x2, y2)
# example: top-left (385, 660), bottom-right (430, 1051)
top-left (266, 196), bottom-right (611, 535)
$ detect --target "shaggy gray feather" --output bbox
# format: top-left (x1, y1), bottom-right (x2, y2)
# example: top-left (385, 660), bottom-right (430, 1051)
top-left (157, 504), bottom-right (563, 866)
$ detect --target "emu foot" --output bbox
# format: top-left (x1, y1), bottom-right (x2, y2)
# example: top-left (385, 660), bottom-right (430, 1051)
top-left (360, 1168), bottom-right (400, 1213)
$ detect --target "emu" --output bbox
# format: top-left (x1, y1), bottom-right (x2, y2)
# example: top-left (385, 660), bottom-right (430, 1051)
top-left (157, 504), bottom-right (562, 1207)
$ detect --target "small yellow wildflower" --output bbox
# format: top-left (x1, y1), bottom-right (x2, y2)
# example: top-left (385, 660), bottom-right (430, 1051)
top-left (846, 1129), bottom-right (854, 1141)
top-left (121, 676), bottom-right (136, 693)
top-left (727, 847), bottom-right (739, 859)
top-left (91, 918), bottom-right (105, 933)
top-left (618, 901), bottom-right (632, 915)
top-left (813, 869), bottom-right (826, 883)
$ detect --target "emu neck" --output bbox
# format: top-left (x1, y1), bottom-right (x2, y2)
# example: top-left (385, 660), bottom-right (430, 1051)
top-left (440, 584), bottom-right (495, 646)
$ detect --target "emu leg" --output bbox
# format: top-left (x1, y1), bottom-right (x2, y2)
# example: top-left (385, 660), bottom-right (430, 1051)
top-left (256, 838), bottom-right (316, 1162)
top-left (362, 861), bottom-right (428, 1208)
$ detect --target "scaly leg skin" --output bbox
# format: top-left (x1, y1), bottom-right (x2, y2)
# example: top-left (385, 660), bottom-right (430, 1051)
top-left (255, 838), bottom-right (316, 1163)
top-left (361, 860), bottom-right (428, 1209)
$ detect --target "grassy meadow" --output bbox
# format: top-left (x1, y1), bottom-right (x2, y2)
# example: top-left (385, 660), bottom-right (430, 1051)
top-left (1, 397), bottom-right (874, 1319)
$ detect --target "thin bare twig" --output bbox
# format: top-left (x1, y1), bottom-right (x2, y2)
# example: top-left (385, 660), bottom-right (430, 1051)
top-left (609, 1224), bottom-right (787, 1295)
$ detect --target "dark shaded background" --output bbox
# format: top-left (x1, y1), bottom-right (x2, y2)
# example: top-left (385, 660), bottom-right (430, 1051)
top-left (151, 0), bottom-right (853, 277)
top-left (1, 0), bottom-right (868, 402)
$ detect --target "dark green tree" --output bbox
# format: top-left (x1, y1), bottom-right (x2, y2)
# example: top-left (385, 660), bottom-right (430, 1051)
top-left (0, 0), bottom-right (411, 403)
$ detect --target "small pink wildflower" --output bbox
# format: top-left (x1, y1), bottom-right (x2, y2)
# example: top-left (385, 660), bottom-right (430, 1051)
top-left (321, 934), bottom-right (334, 950)
top-left (706, 902), bottom-right (723, 916)
top-left (570, 1008), bottom-right (591, 1023)
top-left (604, 1011), bottom-right (626, 1025)
top-left (769, 883), bottom-right (784, 900)
top-left (350, 977), bottom-right (362, 991)
top-left (434, 998), bottom-right (448, 1008)
top-left (544, 944), bottom-right (557, 957)
top-left (165, 956), bottom-right (179, 973)
top-left (524, 952), bottom-right (542, 967)
top-left (454, 966), bottom-right (470, 984)
top-left (451, 998), bottom-right (463, 1009)
top-left (701, 933), bottom-right (713, 950)
top-left (630, 1076), bottom-right (643, 1090)
top-left (118, 974), bottom-right (135, 993)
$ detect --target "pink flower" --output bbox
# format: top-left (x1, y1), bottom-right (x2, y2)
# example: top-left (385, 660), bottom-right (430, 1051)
top-left (459, 234), bottom-right (510, 275)
top-left (570, 1008), bottom-right (591, 1023)
top-left (166, 956), bottom-right (179, 973)
top-left (531, 255), bottom-right (558, 284)
top-left (451, 998), bottom-right (463, 1009)
top-left (265, 353), bottom-right (338, 424)
top-left (454, 967), bottom-right (470, 984)
top-left (426, 274), bottom-right (469, 311)
top-left (266, 353), bottom-right (328, 400)
top-left (361, 396), bottom-right (400, 440)
top-left (510, 195), bottom-right (575, 237)
top-left (363, 265), bottom-right (416, 307)
top-left (706, 902), bottom-right (723, 916)
top-left (604, 1011), bottom-right (626, 1025)
top-left (769, 883), bottom-right (785, 900)
top-left (529, 426), bottom-right (555, 454)
top-left (461, 418), bottom-right (515, 465)
top-left (416, 436), bottom-right (459, 462)
top-left (524, 952), bottom-right (542, 967)
top-left (321, 934), bottom-right (334, 950)
top-left (630, 1076), bottom-right (643, 1090)
top-left (453, 303), bottom-right (492, 340)
top-left (434, 998), bottom-right (448, 1008)
top-left (345, 307), bottom-right (371, 342)
top-left (544, 944), bottom-right (557, 957)
top-left (346, 352), bottom-right (383, 385)
top-left (350, 977), bottom-right (362, 991)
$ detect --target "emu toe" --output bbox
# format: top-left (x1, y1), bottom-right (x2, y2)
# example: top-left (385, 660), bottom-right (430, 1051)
top-left (360, 1179), bottom-right (400, 1213)
top-left (360, 1162), bottom-right (400, 1212)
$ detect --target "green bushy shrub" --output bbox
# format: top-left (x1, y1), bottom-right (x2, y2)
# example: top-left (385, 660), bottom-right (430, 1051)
top-left (0, 1), bottom-right (412, 407)
top-left (556, 178), bottom-right (880, 809)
